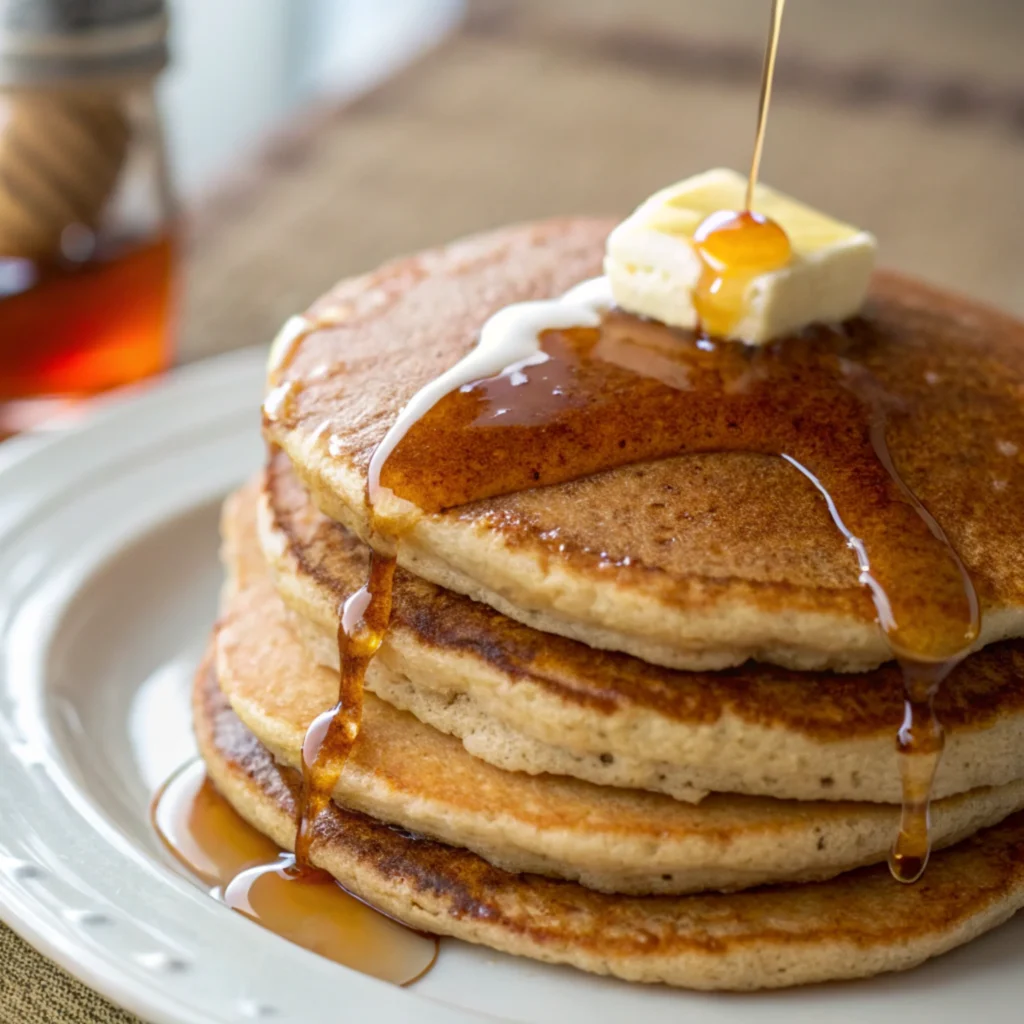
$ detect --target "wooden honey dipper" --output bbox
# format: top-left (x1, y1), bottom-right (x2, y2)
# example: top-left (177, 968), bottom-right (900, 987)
top-left (0, 88), bottom-right (131, 261)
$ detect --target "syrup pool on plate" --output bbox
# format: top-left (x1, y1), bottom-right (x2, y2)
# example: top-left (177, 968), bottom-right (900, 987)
top-left (152, 759), bottom-right (437, 985)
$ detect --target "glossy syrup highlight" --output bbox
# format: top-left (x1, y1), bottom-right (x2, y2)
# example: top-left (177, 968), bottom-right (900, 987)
top-left (692, 210), bottom-right (792, 338)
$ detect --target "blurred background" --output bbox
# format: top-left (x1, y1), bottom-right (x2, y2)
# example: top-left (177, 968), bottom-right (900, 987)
top-left (1, 0), bottom-right (1022, 427)
top-left (162, 0), bottom-right (464, 196)
top-left (176, 0), bottom-right (1024, 354)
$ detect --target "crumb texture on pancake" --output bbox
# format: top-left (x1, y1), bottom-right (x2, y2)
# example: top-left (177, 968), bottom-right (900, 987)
top-left (263, 219), bottom-right (1024, 672)
top-left (195, 654), bottom-right (1024, 991)
top-left (216, 483), bottom-right (1024, 894)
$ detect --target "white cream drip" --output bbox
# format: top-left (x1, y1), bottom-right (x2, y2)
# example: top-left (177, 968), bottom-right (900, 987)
top-left (367, 276), bottom-right (614, 506)
top-left (267, 315), bottom-right (313, 383)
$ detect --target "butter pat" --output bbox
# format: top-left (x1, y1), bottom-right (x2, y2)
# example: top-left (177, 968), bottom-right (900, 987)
top-left (605, 168), bottom-right (877, 344)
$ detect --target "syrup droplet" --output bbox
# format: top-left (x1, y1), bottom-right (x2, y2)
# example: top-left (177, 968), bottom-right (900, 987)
top-left (888, 661), bottom-right (952, 883)
top-left (693, 209), bottom-right (792, 339)
top-left (152, 760), bottom-right (436, 984)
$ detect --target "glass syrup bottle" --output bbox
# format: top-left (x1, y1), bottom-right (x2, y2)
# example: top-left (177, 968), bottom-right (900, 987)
top-left (0, 0), bottom-right (176, 436)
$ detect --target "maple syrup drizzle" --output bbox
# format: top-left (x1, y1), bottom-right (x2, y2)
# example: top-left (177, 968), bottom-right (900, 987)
top-left (692, 210), bottom-right (791, 339)
top-left (210, 546), bottom-right (401, 958)
top-left (253, 308), bottom-right (411, 966)
top-left (680, 0), bottom-right (973, 881)
top-left (784, 426), bottom-right (977, 882)
top-left (261, 0), bottom-right (976, 899)
top-left (296, 549), bottom-right (397, 866)
top-left (151, 759), bottom-right (437, 984)
top-left (746, 0), bottom-right (786, 214)
top-left (690, 0), bottom-right (791, 341)
top-left (865, 406), bottom-right (978, 880)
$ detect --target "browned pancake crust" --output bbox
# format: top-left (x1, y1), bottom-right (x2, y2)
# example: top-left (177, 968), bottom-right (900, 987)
top-left (196, 655), bottom-right (1024, 990)
top-left (267, 449), bottom-right (1024, 741)
top-left (217, 506), bottom-right (1024, 890)
top-left (263, 219), bottom-right (1024, 643)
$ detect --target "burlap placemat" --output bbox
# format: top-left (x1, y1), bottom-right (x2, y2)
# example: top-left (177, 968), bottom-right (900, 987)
top-left (0, 926), bottom-right (138, 1023)
top-left (4, 1), bottom-right (1021, 1019)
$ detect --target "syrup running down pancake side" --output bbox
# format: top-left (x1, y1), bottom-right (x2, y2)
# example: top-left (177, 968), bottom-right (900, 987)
top-left (684, 0), bottom-right (974, 880)
top-left (296, 548), bottom-right (397, 867)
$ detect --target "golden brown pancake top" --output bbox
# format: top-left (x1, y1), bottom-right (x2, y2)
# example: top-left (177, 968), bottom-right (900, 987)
top-left (264, 219), bottom-right (1024, 640)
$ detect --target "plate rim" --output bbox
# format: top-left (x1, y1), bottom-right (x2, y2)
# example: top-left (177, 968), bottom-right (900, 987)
top-left (0, 349), bottom-right (488, 1024)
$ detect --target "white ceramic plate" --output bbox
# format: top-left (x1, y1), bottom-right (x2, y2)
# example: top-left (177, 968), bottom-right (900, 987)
top-left (1, 348), bottom-right (1022, 1024)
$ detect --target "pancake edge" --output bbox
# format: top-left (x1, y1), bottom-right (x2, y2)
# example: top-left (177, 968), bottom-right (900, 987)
top-left (195, 651), bottom-right (1024, 991)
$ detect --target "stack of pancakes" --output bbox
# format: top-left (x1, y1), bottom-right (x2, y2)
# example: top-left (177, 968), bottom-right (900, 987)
top-left (197, 219), bottom-right (1024, 990)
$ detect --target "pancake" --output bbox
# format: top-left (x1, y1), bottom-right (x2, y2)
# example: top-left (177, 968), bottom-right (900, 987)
top-left (217, 483), bottom-right (1024, 894)
top-left (262, 219), bottom-right (1024, 673)
top-left (257, 455), bottom-right (1024, 804)
top-left (197, 654), bottom-right (1024, 990)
